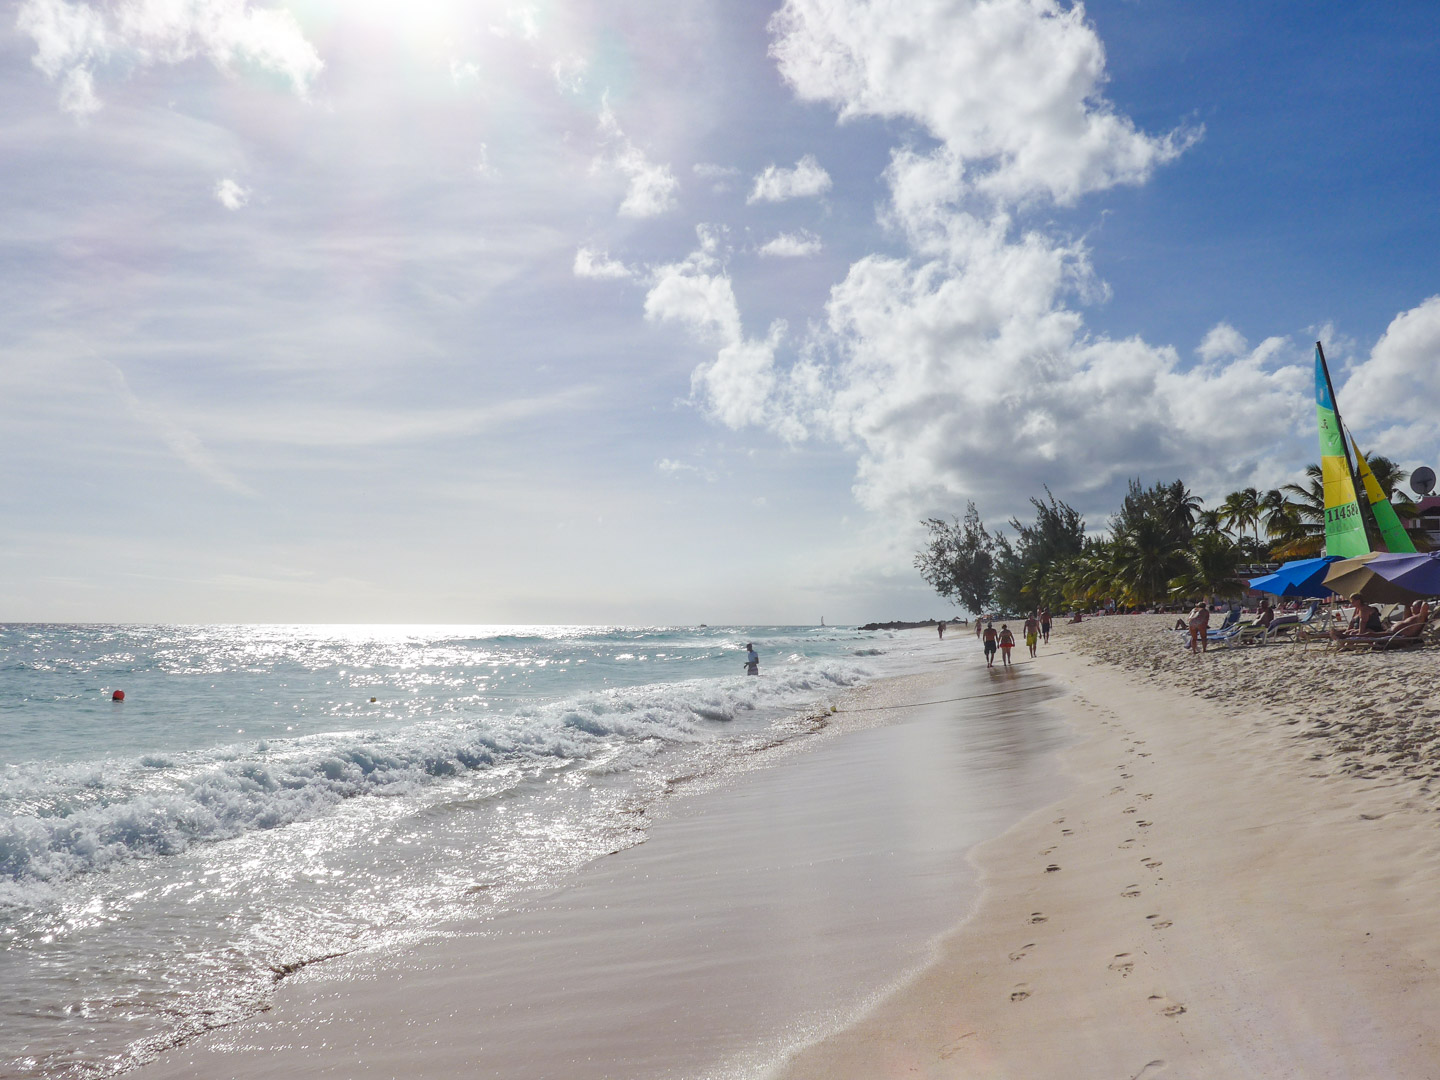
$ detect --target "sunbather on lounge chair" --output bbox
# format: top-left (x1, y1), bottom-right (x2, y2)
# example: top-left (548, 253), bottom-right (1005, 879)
top-left (1330, 594), bottom-right (1384, 640)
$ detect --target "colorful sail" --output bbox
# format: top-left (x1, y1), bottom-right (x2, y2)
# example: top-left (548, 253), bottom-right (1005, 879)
top-left (1352, 439), bottom-right (1417, 553)
top-left (1314, 343), bottom-right (1368, 558)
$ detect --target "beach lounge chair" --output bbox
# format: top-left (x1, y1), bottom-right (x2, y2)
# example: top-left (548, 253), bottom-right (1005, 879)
top-left (1333, 619), bottom-right (1427, 651)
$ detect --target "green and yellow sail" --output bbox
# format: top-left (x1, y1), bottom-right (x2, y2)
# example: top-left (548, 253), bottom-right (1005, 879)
top-left (1314, 343), bottom-right (1369, 558)
top-left (1353, 439), bottom-right (1417, 553)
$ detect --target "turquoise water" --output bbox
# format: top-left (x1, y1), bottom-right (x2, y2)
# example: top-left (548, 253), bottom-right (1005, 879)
top-left (0, 623), bottom-right (922, 1079)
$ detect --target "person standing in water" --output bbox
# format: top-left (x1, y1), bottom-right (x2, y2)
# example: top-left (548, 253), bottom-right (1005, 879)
top-left (744, 643), bottom-right (760, 675)
top-left (998, 624), bottom-right (1016, 667)
top-left (981, 623), bottom-right (998, 667)
top-left (937, 620), bottom-right (945, 639)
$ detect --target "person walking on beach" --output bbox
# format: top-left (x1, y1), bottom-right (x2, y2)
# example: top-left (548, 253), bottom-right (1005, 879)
top-left (744, 643), bottom-right (759, 675)
top-left (981, 623), bottom-right (998, 667)
top-left (1040, 607), bottom-right (1052, 644)
top-left (1187, 602), bottom-right (1210, 654)
top-left (975, 618), bottom-right (984, 639)
top-left (998, 624), bottom-right (1016, 667)
top-left (1023, 614), bottom-right (1040, 658)
top-left (938, 620), bottom-right (945, 640)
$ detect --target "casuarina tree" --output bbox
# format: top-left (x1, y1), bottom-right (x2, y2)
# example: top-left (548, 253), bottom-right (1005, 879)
top-left (915, 503), bottom-right (996, 615)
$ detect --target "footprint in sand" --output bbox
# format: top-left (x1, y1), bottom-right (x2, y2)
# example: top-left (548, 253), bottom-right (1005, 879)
top-left (1028, 912), bottom-right (1048, 924)
top-left (1136, 820), bottom-right (1153, 828)
top-left (1110, 785), bottom-right (1125, 795)
top-left (1142, 858), bottom-right (1163, 869)
top-left (938, 1033), bottom-right (977, 1059)
top-left (1120, 773), bottom-right (1133, 779)
top-left (1040, 845), bottom-right (1057, 856)
top-left (1010, 984), bottom-right (1031, 1002)
top-left (1061, 828), bottom-right (1074, 836)
top-left (1108, 953), bottom-right (1134, 977)
top-left (1119, 838), bottom-right (1136, 849)
top-left (1052, 817), bottom-right (1066, 825)
top-left (1130, 1060), bottom-right (1167, 1080)
top-left (1121, 884), bottom-right (1142, 898)
top-left (1138, 752), bottom-right (1152, 758)
top-left (1008, 943), bottom-right (1035, 961)
top-left (1138, 793), bottom-right (1153, 801)
top-left (1045, 864), bottom-right (1061, 872)
top-left (1123, 806), bottom-right (1138, 814)
top-left (1147, 916), bottom-right (1173, 930)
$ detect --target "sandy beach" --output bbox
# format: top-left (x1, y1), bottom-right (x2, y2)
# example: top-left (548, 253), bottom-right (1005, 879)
top-left (120, 619), bottom-right (1440, 1079)
top-left (780, 617), bottom-right (1440, 1079)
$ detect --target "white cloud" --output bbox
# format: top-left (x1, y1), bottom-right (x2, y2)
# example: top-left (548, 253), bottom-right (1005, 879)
top-left (656, 458), bottom-right (717, 482)
top-left (596, 102), bottom-right (679, 219)
top-left (214, 177), bottom-right (249, 210)
top-left (660, 1), bottom-right (1283, 518)
top-left (1197, 322), bottom-right (1248, 362)
top-left (748, 154), bottom-right (832, 204)
top-left (1340, 296), bottom-right (1440, 457)
top-left (573, 246), bottom-right (632, 280)
top-left (17, 0), bottom-right (324, 116)
top-left (759, 230), bottom-right (822, 258)
top-left (552, 53), bottom-right (587, 94)
top-left (643, 229), bottom-right (799, 437)
top-left (768, 0), bottom-right (1197, 206)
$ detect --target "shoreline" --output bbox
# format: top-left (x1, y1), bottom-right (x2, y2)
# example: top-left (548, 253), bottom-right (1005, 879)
top-left (125, 635), bottom-right (1073, 1080)
top-left (776, 617), bottom-right (1440, 1077)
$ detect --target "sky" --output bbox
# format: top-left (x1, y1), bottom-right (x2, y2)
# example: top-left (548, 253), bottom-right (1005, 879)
top-left (2, 0), bottom-right (1439, 625)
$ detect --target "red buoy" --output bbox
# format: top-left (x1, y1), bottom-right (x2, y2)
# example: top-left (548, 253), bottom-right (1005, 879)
top-left (112, 690), bottom-right (125, 701)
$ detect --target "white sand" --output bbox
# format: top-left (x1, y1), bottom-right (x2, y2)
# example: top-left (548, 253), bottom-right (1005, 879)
top-left (777, 617), bottom-right (1440, 1078)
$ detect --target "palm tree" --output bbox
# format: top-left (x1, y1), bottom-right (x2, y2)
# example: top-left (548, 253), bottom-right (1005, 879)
top-left (1220, 487), bottom-right (1261, 543)
top-left (1111, 514), bottom-right (1189, 607)
top-left (1195, 507), bottom-right (1225, 536)
top-left (1274, 466), bottom-right (1325, 558)
top-left (1169, 532), bottom-right (1245, 601)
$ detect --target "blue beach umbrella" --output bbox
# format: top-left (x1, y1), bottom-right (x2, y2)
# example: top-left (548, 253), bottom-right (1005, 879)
top-left (1247, 556), bottom-right (1340, 598)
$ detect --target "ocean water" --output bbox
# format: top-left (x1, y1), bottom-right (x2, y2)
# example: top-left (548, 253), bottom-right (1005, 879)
top-left (0, 623), bottom-right (929, 1079)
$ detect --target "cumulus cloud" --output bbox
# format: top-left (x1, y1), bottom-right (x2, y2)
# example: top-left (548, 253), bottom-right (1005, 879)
top-left (597, 102), bottom-right (679, 218)
top-left (1340, 296), bottom-right (1440, 458)
top-left (768, 0), bottom-right (1198, 206)
top-left (748, 154), bottom-right (832, 203)
top-left (573, 246), bottom-right (632, 280)
top-left (644, 228), bottom-right (800, 437)
top-left (1198, 322), bottom-right (1248, 362)
top-left (759, 230), bottom-right (822, 258)
top-left (666, 0), bottom-right (1290, 516)
top-left (17, 0), bottom-right (324, 116)
top-left (214, 177), bottom-right (249, 210)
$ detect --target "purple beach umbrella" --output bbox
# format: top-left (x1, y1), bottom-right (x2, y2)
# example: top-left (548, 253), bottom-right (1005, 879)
top-left (1322, 551), bottom-right (1440, 603)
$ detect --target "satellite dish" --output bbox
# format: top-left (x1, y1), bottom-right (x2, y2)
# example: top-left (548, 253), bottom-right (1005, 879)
top-left (1411, 466), bottom-right (1436, 497)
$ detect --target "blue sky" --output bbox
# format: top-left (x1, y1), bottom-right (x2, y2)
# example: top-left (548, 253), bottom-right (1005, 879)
top-left (3, 0), bottom-right (1438, 624)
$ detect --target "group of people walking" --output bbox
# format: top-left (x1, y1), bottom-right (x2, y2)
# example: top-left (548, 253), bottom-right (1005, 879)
top-left (974, 608), bottom-right (1051, 668)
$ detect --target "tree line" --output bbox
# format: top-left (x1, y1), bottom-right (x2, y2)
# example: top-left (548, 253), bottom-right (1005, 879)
top-left (915, 458), bottom-right (1424, 614)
